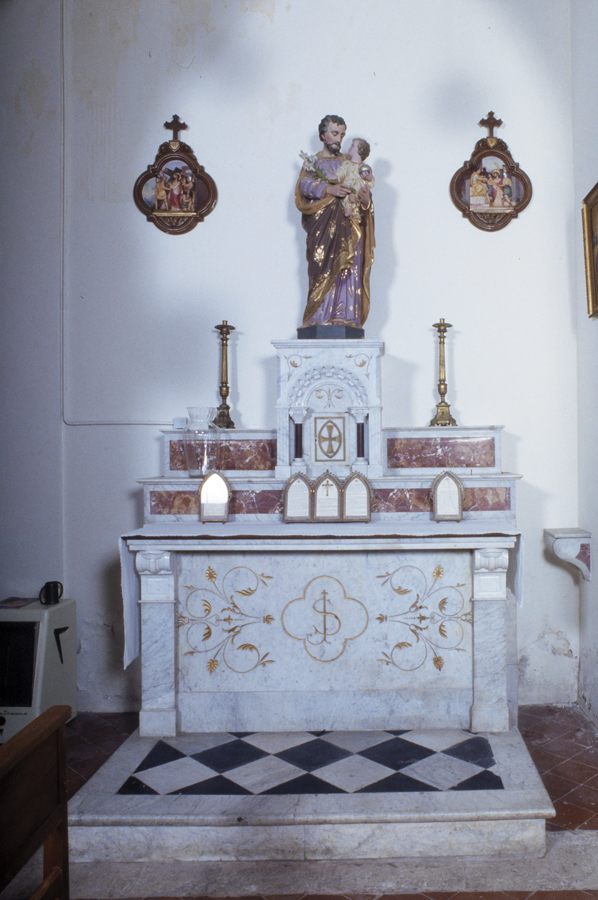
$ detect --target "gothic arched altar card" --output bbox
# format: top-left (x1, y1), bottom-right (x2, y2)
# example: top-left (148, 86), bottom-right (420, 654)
top-left (450, 112), bottom-right (532, 232)
top-left (133, 115), bottom-right (217, 235)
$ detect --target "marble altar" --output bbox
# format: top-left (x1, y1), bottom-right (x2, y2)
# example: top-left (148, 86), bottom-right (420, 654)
top-left (108, 337), bottom-right (553, 862)
top-left (120, 340), bottom-right (521, 738)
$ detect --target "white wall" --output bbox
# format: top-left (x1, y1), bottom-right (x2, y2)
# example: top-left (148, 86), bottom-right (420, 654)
top-left (0, 0), bottom-right (584, 710)
top-left (0, 0), bottom-right (64, 595)
top-left (572, 0), bottom-right (598, 726)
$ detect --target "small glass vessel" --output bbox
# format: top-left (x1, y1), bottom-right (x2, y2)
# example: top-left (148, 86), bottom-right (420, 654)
top-left (182, 407), bottom-right (218, 477)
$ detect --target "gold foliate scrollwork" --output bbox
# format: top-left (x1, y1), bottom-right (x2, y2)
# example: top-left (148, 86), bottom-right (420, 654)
top-left (376, 564), bottom-right (471, 673)
top-left (181, 566), bottom-right (275, 674)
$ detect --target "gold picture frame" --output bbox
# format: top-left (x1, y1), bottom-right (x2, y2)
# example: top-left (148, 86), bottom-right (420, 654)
top-left (582, 180), bottom-right (598, 317)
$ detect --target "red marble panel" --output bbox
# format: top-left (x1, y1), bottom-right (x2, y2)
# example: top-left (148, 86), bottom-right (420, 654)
top-left (387, 436), bottom-right (495, 469)
top-left (577, 543), bottom-right (591, 572)
top-left (150, 489), bottom-right (283, 516)
top-left (150, 490), bottom-right (199, 515)
top-left (372, 486), bottom-right (510, 514)
top-left (230, 490), bottom-right (283, 515)
top-left (463, 487), bottom-right (510, 511)
top-left (170, 439), bottom-right (276, 471)
top-left (372, 489), bottom-right (431, 513)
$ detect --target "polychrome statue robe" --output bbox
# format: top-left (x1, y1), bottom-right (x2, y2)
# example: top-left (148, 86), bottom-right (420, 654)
top-left (295, 156), bottom-right (375, 328)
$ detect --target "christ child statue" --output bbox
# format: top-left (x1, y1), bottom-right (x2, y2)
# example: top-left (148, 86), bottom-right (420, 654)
top-left (334, 138), bottom-right (375, 220)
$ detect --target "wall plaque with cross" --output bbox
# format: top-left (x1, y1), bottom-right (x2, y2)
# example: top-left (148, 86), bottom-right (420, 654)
top-left (449, 111), bottom-right (532, 232)
top-left (133, 115), bottom-right (218, 235)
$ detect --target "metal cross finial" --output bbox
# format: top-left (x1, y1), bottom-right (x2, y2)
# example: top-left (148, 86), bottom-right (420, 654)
top-left (163, 114), bottom-right (188, 142)
top-left (478, 111), bottom-right (503, 139)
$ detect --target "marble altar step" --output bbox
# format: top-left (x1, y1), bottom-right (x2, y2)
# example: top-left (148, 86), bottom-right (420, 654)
top-left (68, 727), bottom-right (554, 862)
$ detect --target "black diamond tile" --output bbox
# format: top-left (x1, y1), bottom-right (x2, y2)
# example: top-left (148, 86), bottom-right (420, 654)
top-left (451, 769), bottom-right (504, 791)
top-left (229, 731), bottom-right (255, 738)
top-left (134, 740), bottom-right (186, 773)
top-left (170, 775), bottom-right (252, 795)
top-left (357, 771), bottom-right (440, 793)
top-left (443, 736), bottom-right (496, 768)
top-left (384, 730), bottom-right (411, 736)
top-left (191, 738), bottom-right (268, 773)
top-left (358, 736), bottom-right (436, 770)
top-left (309, 730), bottom-right (330, 736)
top-left (263, 772), bottom-right (346, 794)
top-left (275, 738), bottom-right (352, 772)
top-left (117, 775), bottom-right (159, 795)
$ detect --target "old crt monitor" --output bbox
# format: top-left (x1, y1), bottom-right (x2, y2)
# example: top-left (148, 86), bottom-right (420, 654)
top-left (0, 598), bottom-right (77, 741)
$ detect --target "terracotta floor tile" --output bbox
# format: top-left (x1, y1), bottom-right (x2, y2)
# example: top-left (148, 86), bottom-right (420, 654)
top-left (521, 704), bottom-right (558, 718)
top-left (374, 895), bottom-right (428, 900)
top-left (66, 711), bottom-right (105, 732)
top-left (92, 732), bottom-right (131, 754)
top-left (503, 893), bottom-right (535, 899)
top-left (563, 782), bottom-right (598, 813)
top-left (539, 770), bottom-right (578, 800)
top-left (537, 713), bottom-right (584, 737)
top-left (522, 729), bottom-right (555, 747)
top-left (569, 746), bottom-right (598, 769)
top-left (339, 896), bottom-right (378, 900)
top-left (550, 798), bottom-right (596, 829)
top-left (423, 894), bottom-right (460, 899)
top-left (527, 892), bottom-right (598, 899)
top-left (540, 734), bottom-right (588, 758)
top-left (576, 812), bottom-right (598, 829)
top-left (446, 893), bottom-right (524, 900)
top-left (66, 736), bottom-right (110, 763)
top-left (68, 753), bottom-right (109, 779)
top-left (548, 756), bottom-right (598, 783)
top-left (262, 895), bottom-right (306, 900)
top-left (96, 711), bottom-right (139, 733)
top-left (527, 746), bottom-right (570, 773)
top-left (293, 895), bottom-right (349, 900)
top-left (66, 769), bottom-right (86, 800)
top-left (561, 725), bottom-right (598, 748)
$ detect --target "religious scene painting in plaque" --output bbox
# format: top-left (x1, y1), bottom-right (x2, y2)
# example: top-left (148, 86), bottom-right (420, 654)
top-left (450, 112), bottom-right (532, 232)
top-left (133, 115), bottom-right (217, 234)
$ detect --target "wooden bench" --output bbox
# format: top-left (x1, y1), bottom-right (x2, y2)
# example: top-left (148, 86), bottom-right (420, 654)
top-left (0, 705), bottom-right (71, 900)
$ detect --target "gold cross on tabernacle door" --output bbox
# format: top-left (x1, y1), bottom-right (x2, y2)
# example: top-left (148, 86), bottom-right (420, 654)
top-left (317, 419), bottom-right (342, 459)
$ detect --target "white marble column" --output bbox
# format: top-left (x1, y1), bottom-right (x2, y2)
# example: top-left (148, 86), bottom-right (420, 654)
top-left (470, 548), bottom-right (510, 733)
top-left (136, 550), bottom-right (177, 736)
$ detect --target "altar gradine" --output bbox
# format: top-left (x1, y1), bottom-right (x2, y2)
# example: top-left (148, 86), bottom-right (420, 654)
top-left (120, 338), bottom-right (521, 738)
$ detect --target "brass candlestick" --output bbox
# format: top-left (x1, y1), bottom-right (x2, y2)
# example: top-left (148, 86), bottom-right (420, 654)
top-left (213, 320), bottom-right (235, 429)
top-left (430, 318), bottom-right (457, 427)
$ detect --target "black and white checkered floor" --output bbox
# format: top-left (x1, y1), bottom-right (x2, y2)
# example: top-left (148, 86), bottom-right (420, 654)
top-left (117, 728), bottom-right (504, 796)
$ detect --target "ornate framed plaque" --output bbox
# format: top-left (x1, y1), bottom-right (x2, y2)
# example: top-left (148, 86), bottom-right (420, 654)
top-left (431, 471), bottom-right (464, 522)
top-left (582, 178), bottom-right (598, 317)
top-left (450, 112), bottom-right (532, 232)
top-left (133, 115), bottom-right (217, 235)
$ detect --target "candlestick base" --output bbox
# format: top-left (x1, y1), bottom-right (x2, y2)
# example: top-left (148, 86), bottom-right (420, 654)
top-left (430, 401), bottom-right (457, 427)
top-left (213, 403), bottom-right (235, 429)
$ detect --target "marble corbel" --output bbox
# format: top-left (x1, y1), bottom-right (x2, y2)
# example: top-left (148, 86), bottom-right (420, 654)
top-left (471, 548), bottom-right (510, 733)
top-left (136, 550), bottom-right (177, 736)
top-left (289, 406), bottom-right (308, 474)
top-left (544, 528), bottom-right (591, 581)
